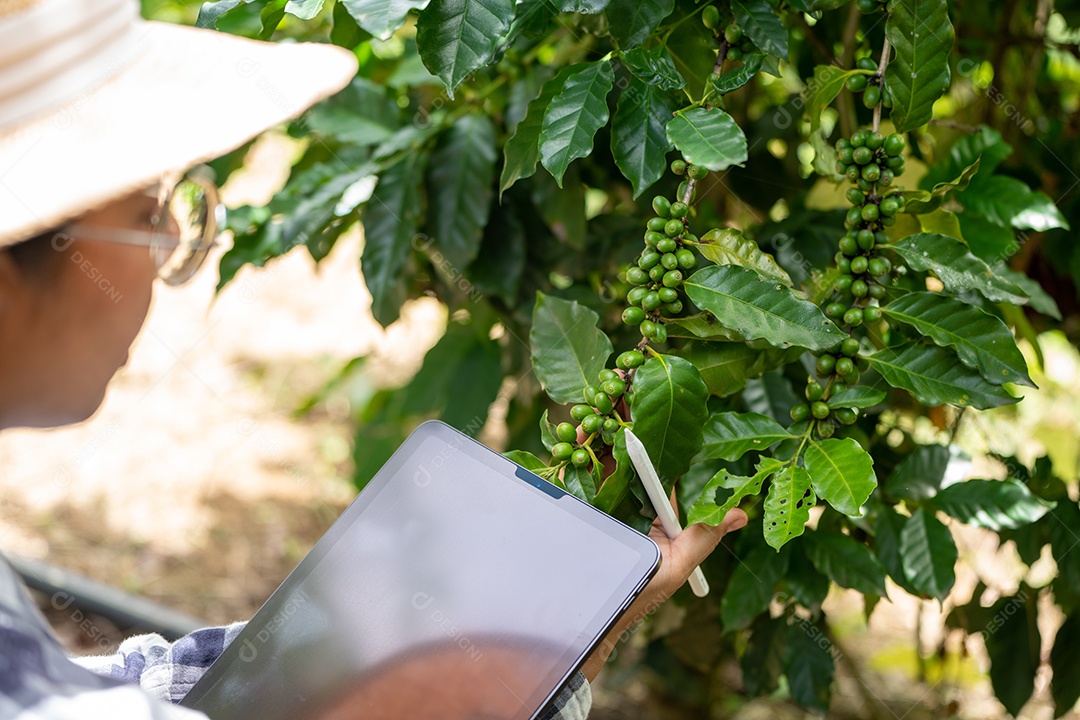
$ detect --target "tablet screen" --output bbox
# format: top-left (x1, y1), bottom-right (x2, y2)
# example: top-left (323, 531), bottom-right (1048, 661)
top-left (182, 421), bottom-right (659, 720)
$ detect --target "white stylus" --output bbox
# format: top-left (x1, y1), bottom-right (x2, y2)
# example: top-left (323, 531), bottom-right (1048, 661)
top-left (623, 428), bottom-right (709, 598)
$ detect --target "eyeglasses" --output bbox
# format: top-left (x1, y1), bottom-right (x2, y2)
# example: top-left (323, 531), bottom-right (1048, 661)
top-left (65, 168), bottom-right (225, 287)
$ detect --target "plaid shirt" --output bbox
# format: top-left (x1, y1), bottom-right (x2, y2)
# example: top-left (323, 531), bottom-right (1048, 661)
top-left (0, 555), bottom-right (592, 719)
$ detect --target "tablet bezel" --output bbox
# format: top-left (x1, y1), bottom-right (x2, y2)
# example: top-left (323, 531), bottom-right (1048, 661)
top-left (181, 420), bottom-right (661, 719)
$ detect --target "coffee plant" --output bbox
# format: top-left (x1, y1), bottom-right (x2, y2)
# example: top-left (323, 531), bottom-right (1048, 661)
top-left (179, 0), bottom-right (1080, 714)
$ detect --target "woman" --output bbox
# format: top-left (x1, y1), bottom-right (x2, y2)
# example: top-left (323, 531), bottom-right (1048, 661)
top-left (0, 1), bottom-right (746, 718)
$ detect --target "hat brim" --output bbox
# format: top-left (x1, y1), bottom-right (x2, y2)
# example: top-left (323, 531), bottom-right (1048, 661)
top-left (0, 20), bottom-right (357, 247)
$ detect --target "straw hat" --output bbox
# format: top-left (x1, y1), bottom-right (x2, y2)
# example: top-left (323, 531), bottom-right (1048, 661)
top-left (0, 0), bottom-right (357, 247)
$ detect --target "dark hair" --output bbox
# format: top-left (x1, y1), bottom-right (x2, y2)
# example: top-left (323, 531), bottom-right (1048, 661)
top-left (4, 228), bottom-right (64, 278)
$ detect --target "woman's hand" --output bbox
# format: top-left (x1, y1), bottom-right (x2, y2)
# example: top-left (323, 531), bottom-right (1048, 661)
top-left (579, 500), bottom-right (747, 682)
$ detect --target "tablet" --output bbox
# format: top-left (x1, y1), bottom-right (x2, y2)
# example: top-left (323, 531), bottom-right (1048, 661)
top-left (181, 420), bottom-right (660, 720)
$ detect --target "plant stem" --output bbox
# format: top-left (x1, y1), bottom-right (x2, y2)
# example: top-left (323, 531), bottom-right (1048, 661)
top-left (872, 37), bottom-right (891, 132)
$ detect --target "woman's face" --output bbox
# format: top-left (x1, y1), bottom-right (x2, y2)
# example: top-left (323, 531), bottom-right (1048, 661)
top-left (0, 191), bottom-right (161, 429)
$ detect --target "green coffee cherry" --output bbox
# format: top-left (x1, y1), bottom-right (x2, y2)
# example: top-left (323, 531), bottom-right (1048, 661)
top-left (669, 202), bottom-right (689, 219)
top-left (656, 237), bottom-right (678, 253)
top-left (880, 196), bottom-right (900, 216)
top-left (627, 287), bottom-right (648, 306)
top-left (806, 381), bottom-right (824, 402)
top-left (861, 203), bottom-right (879, 222)
top-left (640, 319), bottom-right (658, 339)
top-left (598, 369), bottom-right (619, 383)
top-left (553, 442), bottom-right (574, 461)
top-left (851, 279), bottom-right (869, 297)
top-left (846, 74), bottom-right (868, 92)
top-left (866, 132), bottom-right (884, 150)
top-left (652, 195), bottom-right (671, 217)
top-left (811, 401), bottom-right (831, 420)
top-left (850, 256), bottom-right (869, 275)
top-left (841, 337), bottom-right (860, 357)
top-left (627, 267), bottom-right (648, 285)
top-left (727, 46), bottom-right (743, 61)
top-left (593, 393), bottom-right (614, 414)
top-left (835, 357), bottom-right (856, 377)
top-left (583, 385), bottom-right (601, 403)
top-left (868, 257), bottom-right (890, 277)
top-left (857, 229), bottom-right (876, 251)
top-left (836, 256), bottom-right (852, 274)
top-left (676, 248), bottom-right (697, 270)
top-left (657, 287), bottom-right (678, 303)
top-left (864, 306), bottom-right (882, 323)
top-left (884, 133), bottom-right (906, 156)
top-left (571, 449), bottom-right (590, 467)
top-left (853, 146), bottom-right (873, 165)
top-left (671, 159), bottom-right (687, 175)
top-left (616, 350), bottom-right (645, 369)
top-left (839, 236), bottom-right (859, 256)
top-left (836, 408), bottom-right (858, 425)
top-left (603, 417), bottom-right (619, 433)
top-left (825, 302), bottom-right (846, 318)
top-left (556, 422), bottom-right (577, 443)
top-left (847, 188), bottom-right (866, 205)
top-left (664, 219), bottom-right (684, 237)
top-left (648, 265), bottom-right (665, 282)
top-left (623, 306), bottom-right (646, 325)
top-left (816, 354), bottom-right (837, 375)
top-left (662, 270), bottom-right (683, 287)
top-left (868, 282), bottom-right (887, 299)
top-left (688, 164), bottom-right (709, 180)
top-left (602, 379), bottom-right (626, 398)
top-left (856, 57), bottom-right (878, 72)
top-left (835, 274), bottom-right (854, 292)
top-left (861, 164), bottom-right (881, 182)
top-left (844, 307), bottom-right (864, 326)
top-left (642, 291), bottom-right (662, 311)
top-left (790, 403), bottom-right (811, 422)
top-left (724, 23), bottom-right (742, 43)
top-left (817, 419), bottom-right (836, 438)
top-left (570, 404), bottom-right (592, 421)
top-left (863, 84), bottom-right (881, 108)
top-left (664, 300), bottom-right (683, 315)
top-left (851, 130), bottom-right (868, 147)
top-left (647, 218), bottom-right (667, 232)
top-left (638, 251), bottom-right (661, 269)
top-left (661, 253), bottom-right (679, 270)
top-left (645, 231), bottom-right (664, 248)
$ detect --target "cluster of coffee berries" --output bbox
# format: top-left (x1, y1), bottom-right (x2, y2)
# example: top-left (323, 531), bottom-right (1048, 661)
top-left (789, 372), bottom-right (862, 439)
top-left (845, 57), bottom-right (894, 109)
top-left (623, 163), bottom-right (701, 344)
top-left (835, 129), bottom-right (906, 191)
top-left (827, 129), bottom-right (907, 332)
top-left (701, 10), bottom-right (757, 61)
top-left (551, 365), bottom-right (636, 466)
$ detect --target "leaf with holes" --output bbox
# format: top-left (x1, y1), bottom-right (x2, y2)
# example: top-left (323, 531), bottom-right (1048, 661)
top-left (684, 265), bottom-right (844, 351)
top-left (764, 465), bottom-right (814, 549)
top-left (666, 107), bottom-right (748, 172)
top-left (426, 113), bottom-right (497, 268)
top-left (927, 479), bottom-right (1055, 530)
top-left (889, 233), bottom-right (1028, 305)
top-left (612, 78), bottom-right (678, 198)
top-left (700, 412), bottom-right (795, 461)
top-left (630, 354), bottom-right (710, 490)
top-left (884, 0), bottom-right (954, 133)
top-left (867, 344), bottom-right (1018, 409)
top-left (900, 508), bottom-right (956, 601)
top-left (529, 293), bottom-right (613, 404)
top-left (416, 0), bottom-right (515, 98)
top-left (688, 457), bottom-right (784, 526)
top-left (731, 0), bottom-right (788, 59)
top-left (694, 228), bottom-right (793, 286)
top-left (539, 60), bottom-right (615, 187)
top-left (803, 437), bottom-right (876, 517)
top-left (882, 292), bottom-right (1033, 387)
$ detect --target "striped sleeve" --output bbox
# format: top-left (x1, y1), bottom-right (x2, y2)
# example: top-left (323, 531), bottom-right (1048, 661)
top-left (538, 671), bottom-right (592, 720)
